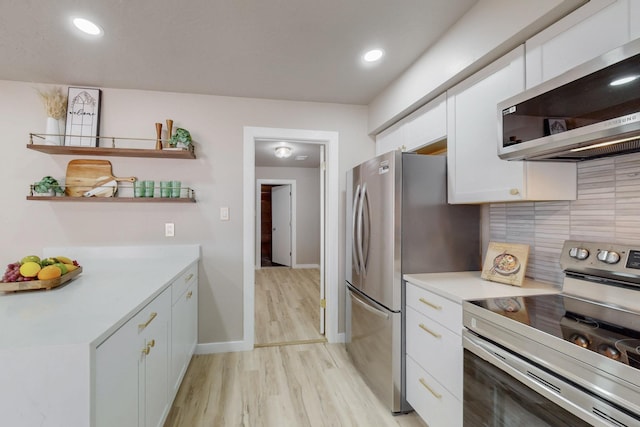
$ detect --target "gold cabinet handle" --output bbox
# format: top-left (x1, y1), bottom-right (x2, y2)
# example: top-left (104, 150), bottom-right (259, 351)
top-left (185, 273), bottom-right (194, 282)
top-left (510, 188), bottom-right (520, 195)
top-left (186, 291), bottom-right (193, 299)
top-left (142, 345), bottom-right (150, 356)
top-left (419, 323), bottom-right (441, 339)
top-left (419, 378), bottom-right (442, 399)
top-left (138, 312), bottom-right (157, 330)
top-left (148, 339), bottom-right (155, 348)
top-left (418, 297), bottom-right (441, 311)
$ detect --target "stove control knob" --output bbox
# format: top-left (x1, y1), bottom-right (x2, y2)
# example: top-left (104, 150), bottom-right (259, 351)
top-left (569, 247), bottom-right (589, 260)
top-left (597, 250), bottom-right (621, 264)
top-left (598, 344), bottom-right (621, 360)
top-left (570, 334), bottom-right (589, 348)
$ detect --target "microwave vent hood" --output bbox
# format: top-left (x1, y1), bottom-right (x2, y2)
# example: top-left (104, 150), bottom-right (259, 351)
top-left (498, 38), bottom-right (640, 162)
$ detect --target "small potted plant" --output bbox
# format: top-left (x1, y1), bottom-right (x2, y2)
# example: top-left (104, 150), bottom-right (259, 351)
top-left (33, 176), bottom-right (64, 196)
top-left (169, 128), bottom-right (192, 149)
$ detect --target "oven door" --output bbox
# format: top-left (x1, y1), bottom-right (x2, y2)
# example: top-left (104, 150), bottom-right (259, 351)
top-left (463, 330), bottom-right (638, 427)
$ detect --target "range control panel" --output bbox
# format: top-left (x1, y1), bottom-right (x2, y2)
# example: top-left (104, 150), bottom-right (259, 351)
top-left (560, 240), bottom-right (640, 284)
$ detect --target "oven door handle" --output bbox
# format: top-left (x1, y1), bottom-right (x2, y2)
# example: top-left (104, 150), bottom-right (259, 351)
top-left (463, 330), bottom-right (638, 427)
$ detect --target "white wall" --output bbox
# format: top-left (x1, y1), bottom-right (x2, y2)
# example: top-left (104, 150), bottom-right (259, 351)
top-left (256, 167), bottom-right (320, 266)
top-left (0, 80), bottom-right (373, 344)
top-left (367, 0), bottom-right (587, 134)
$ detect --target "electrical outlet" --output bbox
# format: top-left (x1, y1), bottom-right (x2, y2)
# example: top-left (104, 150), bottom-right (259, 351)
top-left (165, 223), bottom-right (175, 237)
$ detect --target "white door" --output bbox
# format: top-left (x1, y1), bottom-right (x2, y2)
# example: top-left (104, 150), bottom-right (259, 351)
top-left (271, 185), bottom-right (292, 267)
top-left (319, 145), bottom-right (326, 334)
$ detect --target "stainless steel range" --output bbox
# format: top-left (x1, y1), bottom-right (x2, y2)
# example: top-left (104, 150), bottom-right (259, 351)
top-left (463, 240), bottom-right (640, 426)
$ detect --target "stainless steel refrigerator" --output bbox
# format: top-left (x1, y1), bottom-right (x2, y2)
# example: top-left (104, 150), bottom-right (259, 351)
top-left (345, 151), bottom-right (480, 413)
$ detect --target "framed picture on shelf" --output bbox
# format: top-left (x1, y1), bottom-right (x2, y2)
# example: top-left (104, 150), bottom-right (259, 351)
top-left (481, 241), bottom-right (530, 287)
top-left (544, 118), bottom-right (568, 135)
top-left (64, 87), bottom-right (101, 147)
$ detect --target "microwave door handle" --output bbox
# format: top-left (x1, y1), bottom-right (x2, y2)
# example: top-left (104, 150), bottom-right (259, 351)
top-left (356, 183), bottom-right (367, 274)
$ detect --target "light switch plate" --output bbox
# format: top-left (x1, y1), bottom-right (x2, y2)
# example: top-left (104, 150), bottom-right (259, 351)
top-left (220, 207), bottom-right (229, 221)
top-left (165, 223), bottom-right (175, 237)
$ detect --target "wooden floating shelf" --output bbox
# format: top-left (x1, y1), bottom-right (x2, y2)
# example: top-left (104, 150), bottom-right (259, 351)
top-left (26, 196), bottom-right (196, 203)
top-left (26, 144), bottom-right (196, 159)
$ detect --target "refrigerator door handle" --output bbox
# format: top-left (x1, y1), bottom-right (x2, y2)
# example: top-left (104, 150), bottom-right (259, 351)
top-left (361, 185), bottom-right (371, 270)
top-left (356, 182), bottom-right (366, 274)
top-left (350, 289), bottom-right (390, 319)
top-left (352, 184), bottom-right (362, 273)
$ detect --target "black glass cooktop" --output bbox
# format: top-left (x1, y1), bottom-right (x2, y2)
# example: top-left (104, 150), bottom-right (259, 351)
top-left (469, 294), bottom-right (640, 368)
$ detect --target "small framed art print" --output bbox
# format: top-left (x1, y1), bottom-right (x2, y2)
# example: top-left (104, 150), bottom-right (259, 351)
top-left (481, 241), bottom-right (530, 287)
top-left (64, 87), bottom-right (101, 147)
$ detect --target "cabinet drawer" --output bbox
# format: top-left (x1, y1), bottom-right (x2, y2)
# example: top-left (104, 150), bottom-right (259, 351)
top-left (406, 282), bottom-right (462, 333)
top-left (406, 306), bottom-right (462, 399)
top-left (171, 263), bottom-right (197, 304)
top-left (406, 355), bottom-right (462, 427)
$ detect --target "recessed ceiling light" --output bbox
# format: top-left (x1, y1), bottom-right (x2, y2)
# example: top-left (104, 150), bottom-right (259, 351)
top-left (363, 49), bottom-right (384, 63)
top-left (610, 75), bottom-right (639, 86)
top-left (72, 17), bottom-right (103, 36)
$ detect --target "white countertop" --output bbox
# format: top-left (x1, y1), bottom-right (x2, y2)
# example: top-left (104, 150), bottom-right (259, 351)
top-left (404, 271), bottom-right (561, 304)
top-left (0, 245), bottom-right (199, 349)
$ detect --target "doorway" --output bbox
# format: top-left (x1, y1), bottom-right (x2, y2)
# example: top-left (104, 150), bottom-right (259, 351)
top-left (243, 127), bottom-right (340, 350)
top-left (257, 182), bottom-right (295, 268)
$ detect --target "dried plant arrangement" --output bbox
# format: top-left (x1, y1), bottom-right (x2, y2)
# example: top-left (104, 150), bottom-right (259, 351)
top-left (37, 87), bottom-right (67, 119)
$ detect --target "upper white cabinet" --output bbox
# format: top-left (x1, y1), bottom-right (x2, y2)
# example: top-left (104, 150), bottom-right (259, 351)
top-left (376, 94), bottom-right (446, 156)
top-left (526, 0), bottom-right (633, 88)
top-left (446, 46), bottom-right (576, 204)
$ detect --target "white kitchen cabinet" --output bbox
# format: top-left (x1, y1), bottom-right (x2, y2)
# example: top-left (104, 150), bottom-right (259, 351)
top-left (375, 93), bottom-right (446, 155)
top-left (525, 0), bottom-right (631, 88)
top-left (96, 287), bottom-right (171, 427)
top-left (446, 45), bottom-right (576, 204)
top-left (405, 282), bottom-right (462, 427)
top-left (170, 265), bottom-right (198, 399)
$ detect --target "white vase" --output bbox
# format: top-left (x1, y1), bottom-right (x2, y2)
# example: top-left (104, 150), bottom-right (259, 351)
top-left (45, 117), bottom-right (65, 145)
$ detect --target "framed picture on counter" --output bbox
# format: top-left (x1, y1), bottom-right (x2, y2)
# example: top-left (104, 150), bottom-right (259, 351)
top-left (64, 87), bottom-right (101, 147)
top-left (481, 241), bottom-right (530, 287)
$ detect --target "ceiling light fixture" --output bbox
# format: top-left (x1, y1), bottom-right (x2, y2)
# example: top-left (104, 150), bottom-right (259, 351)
top-left (72, 17), bottom-right (104, 36)
top-left (274, 146), bottom-right (292, 158)
top-left (363, 49), bottom-right (384, 63)
top-left (610, 75), bottom-right (640, 86)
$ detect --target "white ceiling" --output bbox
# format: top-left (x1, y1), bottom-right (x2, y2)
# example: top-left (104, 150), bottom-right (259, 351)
top-left (255, 140), bottom-right (321, 168)
top-left (0, 0), bottom-right (477, 106)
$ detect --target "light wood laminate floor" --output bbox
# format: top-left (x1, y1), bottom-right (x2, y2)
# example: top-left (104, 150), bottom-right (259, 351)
top-left (255, 268), bottom-right (324, 346)
top-left (164, 342), bottom-right (426, 427)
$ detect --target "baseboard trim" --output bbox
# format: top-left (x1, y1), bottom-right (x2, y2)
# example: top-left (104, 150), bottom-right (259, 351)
top-left (294, 264), bottom-right (320, 269)
top-left (254, 338), bottom-right (326, 348)
top-left (195, 340), bottom-right (252, 354)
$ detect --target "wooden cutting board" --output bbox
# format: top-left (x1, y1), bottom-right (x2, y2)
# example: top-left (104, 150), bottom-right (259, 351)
top-left (65, 159), bottom-right (136, 197)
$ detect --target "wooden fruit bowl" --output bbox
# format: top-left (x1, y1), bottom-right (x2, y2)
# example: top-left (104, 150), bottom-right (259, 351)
top-left (0, 267), bottom-right (83, 292)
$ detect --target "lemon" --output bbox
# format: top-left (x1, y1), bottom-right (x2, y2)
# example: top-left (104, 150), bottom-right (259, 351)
top-left (64, 263), bottom-right (79, 272)
top-left (55, 256), bottom-right (73, 264)
top-left (19, 261), bottom-right (41, 278)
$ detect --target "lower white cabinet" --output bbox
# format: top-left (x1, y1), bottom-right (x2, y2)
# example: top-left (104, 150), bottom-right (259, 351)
top-left (96, 288), bottom-right (171, 427)
top-left (405, 282), bottom-right (463, 427)
top-left (170, 268), bottom-right (198, 399)
top-left (95, 261), bottom-right (198, 427)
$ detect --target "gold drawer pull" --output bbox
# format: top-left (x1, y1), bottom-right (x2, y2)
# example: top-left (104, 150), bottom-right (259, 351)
top-left (148, 339), bottom-right (155, 348)
top-left (187, 291), bottom-right (193, 299)
top-left (419, 378), bottom-right (442, 399)
top-left (185, 273), bottom-right (194, 282)
top-left (142, 345), bottom-right (150, 356)
top-left (419, 323), bottom-right (441, 339)
top-left (138, 312), bottom-right (157, 330)
top-left (418, 297), bottom-right (441, 311)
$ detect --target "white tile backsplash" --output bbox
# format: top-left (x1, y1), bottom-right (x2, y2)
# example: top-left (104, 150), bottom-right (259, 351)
top-left (489, 152), bottom-right (640, 286)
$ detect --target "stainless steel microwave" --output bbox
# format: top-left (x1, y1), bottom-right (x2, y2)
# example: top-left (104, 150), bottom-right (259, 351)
top-left (498, 37), bottom-right (640, 161)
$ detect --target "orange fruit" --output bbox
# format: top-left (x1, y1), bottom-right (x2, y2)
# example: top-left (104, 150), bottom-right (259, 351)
top-left (37, 265), bottom-right (62, 280)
